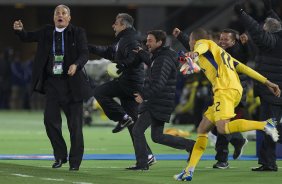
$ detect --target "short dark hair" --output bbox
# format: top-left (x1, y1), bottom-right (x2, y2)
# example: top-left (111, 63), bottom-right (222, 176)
top-left (116, 13), bottom-right (134, 28)
top-left (191, 28), bottom-right (209, 41)
top-left (147, 30), bottom-right (167, 46)
top-left (221, 28), bottom-right (239, 41)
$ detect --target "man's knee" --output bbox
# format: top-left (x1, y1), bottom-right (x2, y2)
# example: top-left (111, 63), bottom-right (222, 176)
top-left (151, 133), bottom-right (162, 144)
top-left (132, 125), bottom-right (143, 138)
top-left (216, 121), bottom-right (228, 134)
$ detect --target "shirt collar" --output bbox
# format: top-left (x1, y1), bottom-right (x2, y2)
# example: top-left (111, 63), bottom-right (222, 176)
top-left (55, 27), bottom-right (66, 32)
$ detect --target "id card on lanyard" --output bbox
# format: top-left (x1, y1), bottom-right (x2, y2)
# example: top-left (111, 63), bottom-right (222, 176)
top-left (52, 31), bottom-right (64, 75)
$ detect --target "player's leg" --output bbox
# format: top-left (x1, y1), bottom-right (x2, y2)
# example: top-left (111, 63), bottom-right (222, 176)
top-left (174, 115), bottom-right (214, 181)
top-left (215, 89), bottom-right (278, 142)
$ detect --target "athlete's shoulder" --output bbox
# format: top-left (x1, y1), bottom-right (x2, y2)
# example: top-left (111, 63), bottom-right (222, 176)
top-left (196, 39), bottom-right (211, 44)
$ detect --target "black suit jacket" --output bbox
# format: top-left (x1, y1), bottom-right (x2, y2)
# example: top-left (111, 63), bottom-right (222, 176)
top-left (240, 11), bottom-right (282, 105)
top-left (88, 28), bottom-right (144, 91)
top-left (138, 46), bottom-right (179, 122)
top-left (15, 24), bottom-right (93, 101)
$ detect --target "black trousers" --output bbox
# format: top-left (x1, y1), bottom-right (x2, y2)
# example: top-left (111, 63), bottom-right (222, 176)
top-left (44, 77), bottom-right (84, 168)
top-left (214, 131), bottom-right (244, 162)
top-left (94, 80), bottom-right (153, 155)
top-left (257, 99), bottom-right (282, 167)
top-left (133, 111), bottom-right (195, 167)
top-left (213, 106), bottom-right (246, 162)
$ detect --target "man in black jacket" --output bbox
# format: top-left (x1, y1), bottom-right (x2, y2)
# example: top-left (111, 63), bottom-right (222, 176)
top-left (210, 28), bottom-right (249, 169)
top-left (88, 13), bottom-right (155, 165)
top-left (129, 30), bottom-right (195, 170)
top-left (235, 0), bottom-right (282, 171)
top-left (14, 5), bottom-right (93, 171)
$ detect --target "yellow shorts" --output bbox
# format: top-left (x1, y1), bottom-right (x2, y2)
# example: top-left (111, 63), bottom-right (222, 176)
top-left (204, 89), bottom-right (241, 124)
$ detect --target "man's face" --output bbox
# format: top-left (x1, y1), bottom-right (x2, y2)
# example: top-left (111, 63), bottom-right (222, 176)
top-left (189, 33), bottom-right (196, 51)
top-left (219, 32), bottom-right (235, 49)
top-left (112, 18), bottom-right (126, 36)
top-left (146, 34), bottom-right (162, 53)
top-left (53, 6), bottom-right (71, 28)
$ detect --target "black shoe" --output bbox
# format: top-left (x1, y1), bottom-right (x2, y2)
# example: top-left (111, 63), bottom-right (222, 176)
top-left (52, 159), bottom-right (67, 168)
top-left (126, 165), bottom-right (149, 171)
top-left (233, 138), bottom-right (248, 160)
top-left (112, 116), bottom-right (134, 133)
top-left (213, 161), bottom-right (229, 169)
top-left (69, 167), bottom-right (79, 171)
top-left (251, 165), bottom-right (278, 172)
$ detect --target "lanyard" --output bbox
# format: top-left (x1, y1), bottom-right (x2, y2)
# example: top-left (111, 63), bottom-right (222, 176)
top-left (52, 30), bottom-right (64, 55)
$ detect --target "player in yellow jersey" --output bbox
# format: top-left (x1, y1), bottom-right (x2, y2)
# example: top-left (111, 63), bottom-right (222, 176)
top-left (174, 28), bottom-right (281, 181)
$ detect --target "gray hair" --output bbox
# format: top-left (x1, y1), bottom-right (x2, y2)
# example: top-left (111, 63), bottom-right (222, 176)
top-left (54, 4), bottom-right (71, 16)
top-left (264, 18), bottom-right (282, 33)
top-left (116, 13), bottom-right (134, 28)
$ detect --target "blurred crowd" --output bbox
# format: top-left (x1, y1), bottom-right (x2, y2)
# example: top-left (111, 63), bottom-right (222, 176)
top-left (0, 47), bottom-right (44, 110)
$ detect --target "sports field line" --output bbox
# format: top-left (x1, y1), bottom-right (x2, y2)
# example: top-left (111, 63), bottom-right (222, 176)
top-left (0, 154), bottom-right (262, 161)
top-left (2, 171), bottom-right (95, 184)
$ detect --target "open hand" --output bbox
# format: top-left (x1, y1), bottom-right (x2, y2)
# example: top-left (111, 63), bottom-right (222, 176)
top-left (265, 80), bottom-right (281, 97)
top-left (68, 64), bottom-right (77, 76)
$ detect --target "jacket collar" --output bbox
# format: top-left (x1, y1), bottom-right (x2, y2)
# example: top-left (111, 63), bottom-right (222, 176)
top-left (115, 28), bottom-right (136, 41)
top-left (151, 46), bottom-right (169, 59)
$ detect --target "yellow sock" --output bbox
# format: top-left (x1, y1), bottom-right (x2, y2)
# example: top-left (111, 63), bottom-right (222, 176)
top-left (225, 119), bottom-right (266, 134)
top-left (186, 134), bottom-right (208, 172)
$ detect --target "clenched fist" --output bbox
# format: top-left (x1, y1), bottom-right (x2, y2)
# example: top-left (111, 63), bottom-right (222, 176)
top-left (172, 27), bottom-right (181, 38)
top-left (13, 20), bottom-right (23, 31)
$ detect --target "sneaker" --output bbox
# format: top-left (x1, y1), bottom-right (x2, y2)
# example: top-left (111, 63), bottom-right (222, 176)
top-left (173, 170), bottom-right (193, 181)
top-left (182, 171), bottom-right (193, 181)
top-left (173, 170), bottom-right (186, 181)
top-left (148, 155), bottom-right (157, 166)
top-left (112, 116), bottom-right (134, 133)
top-left (213, 161), bottom-right (229, 169)
top-left (264, 118), bottom-right (279, 142)
top-left (233, 138), bottom-right (248, 160)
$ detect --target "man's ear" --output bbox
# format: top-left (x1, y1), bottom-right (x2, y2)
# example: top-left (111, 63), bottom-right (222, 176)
top-left (157, 40), bottom-right (163, 47)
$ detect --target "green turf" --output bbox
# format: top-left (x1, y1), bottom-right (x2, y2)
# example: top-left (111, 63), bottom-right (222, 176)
top-left (0, 110), bottom-right (281, 184)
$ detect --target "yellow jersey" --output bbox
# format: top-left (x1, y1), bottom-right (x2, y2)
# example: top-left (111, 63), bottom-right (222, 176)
top-left (194, 39), bottom-right (267, 94)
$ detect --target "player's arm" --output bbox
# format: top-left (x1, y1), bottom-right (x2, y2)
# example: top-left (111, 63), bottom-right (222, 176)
top-left (239, 11), bottom-right (278, 50)
top-left (235, 60), bottom-right (281, 97)
top-left (235, 59), bottom-right (267, 83)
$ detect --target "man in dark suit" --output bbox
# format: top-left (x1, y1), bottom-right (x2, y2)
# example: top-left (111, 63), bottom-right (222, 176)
top-left (129, 30), bottom-right (195, 170)
top-left (88, 13), bottom-right (155, 166)
top-left (235, 0), bottom-right (282, 172)
top-left (14, 4), bottom-right (93, 171)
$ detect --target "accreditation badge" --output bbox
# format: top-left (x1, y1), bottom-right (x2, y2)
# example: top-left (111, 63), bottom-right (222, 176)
top-left (53, 55), bottom-right (64, 75)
